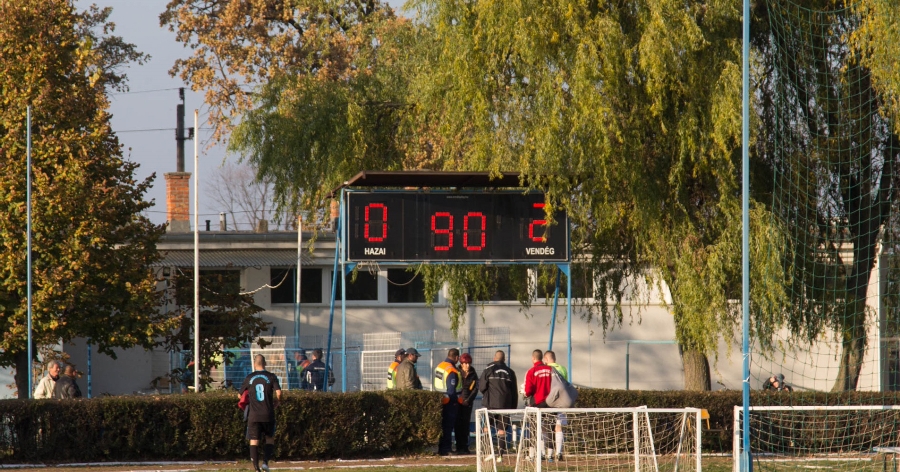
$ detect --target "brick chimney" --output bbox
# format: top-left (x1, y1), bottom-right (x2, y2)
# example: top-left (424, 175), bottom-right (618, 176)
top-left (165, 172), bottom-right (191, 232)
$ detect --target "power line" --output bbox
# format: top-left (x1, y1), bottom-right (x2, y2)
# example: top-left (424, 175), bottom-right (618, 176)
top-left (115, 127), bottom-right (215, 134)
top-left (110, 87), bottom-right (183, 96)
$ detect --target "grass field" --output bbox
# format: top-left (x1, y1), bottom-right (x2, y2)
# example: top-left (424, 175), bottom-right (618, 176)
top-left (17, 454), bottom-right (900, 471)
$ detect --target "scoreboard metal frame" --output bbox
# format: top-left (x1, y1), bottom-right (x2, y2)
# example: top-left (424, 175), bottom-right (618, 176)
top-left (325, 176), bottom-right (574, 393)
top-left (343, 190), bottom-right (569, 264)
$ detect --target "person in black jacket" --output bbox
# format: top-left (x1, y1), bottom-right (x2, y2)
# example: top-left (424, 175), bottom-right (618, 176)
top-left (300, 349), bottom-right (336, 391)
top-left (455, 353), bottom-right (478, 454)
top-left (53, 364), bottom-right (82, 399)
top-left (479, 350), bottom-right (518, 453)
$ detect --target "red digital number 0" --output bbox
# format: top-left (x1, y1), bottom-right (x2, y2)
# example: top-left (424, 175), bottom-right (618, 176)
top-left (364, 203), bottom-right (387, 242)
top-left (463, 212), bottom-right (486, 251)
top-left (431, 212), bottom-right (453, 251)
top-left (529, 203), bottom-right (548, 242)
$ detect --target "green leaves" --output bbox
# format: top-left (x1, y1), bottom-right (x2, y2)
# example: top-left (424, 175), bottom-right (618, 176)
top-left (0, 0), bottom-right (171, 396)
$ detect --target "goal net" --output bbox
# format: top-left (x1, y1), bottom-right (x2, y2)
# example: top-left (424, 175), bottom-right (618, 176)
top-left (736, 406), bottom-right (900, 472)
top-left (476, 407), bottom-right (702, 472)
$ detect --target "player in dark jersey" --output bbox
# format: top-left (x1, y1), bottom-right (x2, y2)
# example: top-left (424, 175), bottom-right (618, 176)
top-left (240, 354), bottom-right (282, 472)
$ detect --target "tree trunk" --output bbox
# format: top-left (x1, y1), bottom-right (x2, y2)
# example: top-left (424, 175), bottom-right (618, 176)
top-left (831, 301), bottom-right (868, 392)
top-left (681, 347), bottom-right (712, 391)
top-left (13, 349), bottom-right (31, 399)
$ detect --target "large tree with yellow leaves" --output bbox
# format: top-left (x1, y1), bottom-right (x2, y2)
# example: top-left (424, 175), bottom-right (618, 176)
top-left (0, 0), bottom-right (179, 397)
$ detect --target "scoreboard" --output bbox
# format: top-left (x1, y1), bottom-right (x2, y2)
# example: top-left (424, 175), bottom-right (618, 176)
top-left (346, 192), bottom-right (568, 262)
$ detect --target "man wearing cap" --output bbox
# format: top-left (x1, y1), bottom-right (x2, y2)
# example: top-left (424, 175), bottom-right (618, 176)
top-left (387, 348), bottom-right (406, 390)
top-left (395, 347), bottom-right (423, 390)
top-left (763, 373), bottom-right (793, 392)
top-left (434, 348), bottom-right (461, 456)
top-left (455, 353), bottom-right (478, 454)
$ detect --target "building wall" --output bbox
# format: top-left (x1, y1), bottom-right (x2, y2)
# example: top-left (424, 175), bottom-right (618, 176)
top-left (61, 251), bottom-right (889, 396)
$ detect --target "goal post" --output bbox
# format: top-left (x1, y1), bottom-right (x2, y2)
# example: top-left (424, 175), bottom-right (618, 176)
top-left (734, 405), bottom-right (900, 472)
top-left (476, 407), bottom-right (702, 472)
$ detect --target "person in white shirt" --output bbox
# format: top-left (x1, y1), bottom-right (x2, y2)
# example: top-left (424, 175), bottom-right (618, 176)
top-left (33, 361), bottom-right (61, 399)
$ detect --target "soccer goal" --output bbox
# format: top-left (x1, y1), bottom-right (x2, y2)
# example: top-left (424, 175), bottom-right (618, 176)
top-left (734, 405), bottom-right (900, 472)
top-left (476, 407), bottom-right (702, 472)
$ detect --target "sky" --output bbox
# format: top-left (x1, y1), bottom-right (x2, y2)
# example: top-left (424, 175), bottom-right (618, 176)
top-left (92, 0), bottom-right (228, 226)
top-left (93, 0), bottom-right (404, 228)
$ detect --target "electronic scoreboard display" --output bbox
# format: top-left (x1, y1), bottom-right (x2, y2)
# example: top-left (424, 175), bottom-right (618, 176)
top-left (346, 192), bottom-right (568, 262)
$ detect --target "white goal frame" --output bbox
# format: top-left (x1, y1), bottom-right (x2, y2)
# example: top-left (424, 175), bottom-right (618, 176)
top-left (733, 405), bottom-right (900, 472)
top-left (476, 407), bottom-right (703, 472)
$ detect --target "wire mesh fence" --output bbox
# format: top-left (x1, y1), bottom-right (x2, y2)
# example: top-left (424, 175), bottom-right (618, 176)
top-left (175, 328), bottom-right (510, 393)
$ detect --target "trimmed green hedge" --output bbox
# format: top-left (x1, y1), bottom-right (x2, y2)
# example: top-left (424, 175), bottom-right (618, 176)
top-left (576, 389), bottom-right (900, 452)
top-left (0, 390), bottom-right (442, 462)
top-left (5, 388), bottom-right (900, 462)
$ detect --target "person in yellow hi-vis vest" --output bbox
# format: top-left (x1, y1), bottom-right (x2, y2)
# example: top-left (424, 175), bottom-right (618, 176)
top-left (434, 348), bottom-right (461, 456)
top-left (386, 348), bottom-right (405, 389)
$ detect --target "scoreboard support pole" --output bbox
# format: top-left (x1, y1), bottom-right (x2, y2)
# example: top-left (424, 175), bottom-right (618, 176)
top-left (547, 263), bottom-right (572, 382)
top-left (330, 185), bottom-right (576, 390)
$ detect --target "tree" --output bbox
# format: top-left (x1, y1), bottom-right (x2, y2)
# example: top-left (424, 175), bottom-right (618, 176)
top-left (160, 0), bottom-right (412, 212)
top-left (0, 0), bottom-right (180, 397)
top-left (161, 269), bottom-right (270, 391)
top-left (205, 161), bottom-right (291, 231)
top-left (401, 0), bottom-right (795, 390)
top-left (165, 0), bottom-right (792, 390)
top-left (752, 0), bottom-right (900, 391)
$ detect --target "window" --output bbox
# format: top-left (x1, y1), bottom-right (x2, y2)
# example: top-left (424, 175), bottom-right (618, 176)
top-left (333, 271), bottom-right (379, 301)
top-left (537, 265), bottom-right (594, 300)
top-left (270, 268), bottom-right (323, 304)
top-left (468, 266), bottom-right (529, 302)
top-left (387, 269), bottom-right (436, 303)
top-left (175, 269), bottom-right (241, 305)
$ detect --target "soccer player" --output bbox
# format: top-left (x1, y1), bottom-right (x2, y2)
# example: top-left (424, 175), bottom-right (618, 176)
top-left (240, 354), bottom-right (282, 472)
top-left (543, 350), bottom-right (568, 461)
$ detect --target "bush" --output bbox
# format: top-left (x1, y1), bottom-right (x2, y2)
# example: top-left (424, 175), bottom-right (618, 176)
top-left (576, 389), bottom-right (900, 452)
top-left (0, 390), bottom-right (442, 462)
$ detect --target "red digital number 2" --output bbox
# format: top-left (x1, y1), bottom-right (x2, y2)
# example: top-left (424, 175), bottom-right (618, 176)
top-left (529, 203), bottom-right (548, 242)
top-left (364, 203), bottom-right (387, 242)
top-left (431, 212), bottom-right (453, 251)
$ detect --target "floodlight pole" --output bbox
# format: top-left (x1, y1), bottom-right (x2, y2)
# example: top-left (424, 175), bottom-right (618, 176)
top-left (193, 109), bottom-right (200, 392)
top-left (26, 106), bottom-right (33, 399)
top-left (295, 215), bottom-right (302, 348)
top-left (741, 0), bottom-right (752, 470)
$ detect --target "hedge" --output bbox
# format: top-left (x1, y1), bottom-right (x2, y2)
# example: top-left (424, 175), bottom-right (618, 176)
top-left (4, 388), bottom-right (900, 462)
top-left (0, 390), bottom-right (442, 462)
top-left (576, 389), bottom-right (900, 453)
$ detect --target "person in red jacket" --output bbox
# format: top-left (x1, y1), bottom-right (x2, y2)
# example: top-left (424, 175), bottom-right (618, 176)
top-left (524, 349), bottom-right (552, 407)
top-left (524, 349), bottom-right (555, 462)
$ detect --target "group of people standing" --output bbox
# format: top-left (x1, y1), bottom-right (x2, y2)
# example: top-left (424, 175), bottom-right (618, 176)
top-left (385, 346), bottom-right (565, 458)
top-left (33, 360), bottom-right (83, 399)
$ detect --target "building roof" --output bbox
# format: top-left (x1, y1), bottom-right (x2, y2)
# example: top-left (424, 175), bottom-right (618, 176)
top-left (153, 249), bottom-right (314, 268)
top-left (327, 171), bottom-right (526, 197)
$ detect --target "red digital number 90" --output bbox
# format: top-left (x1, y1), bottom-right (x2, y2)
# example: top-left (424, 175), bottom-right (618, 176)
top-left (364, 203), bottom-right (387, 242)
top-left (430, 212), bottom-right (487, 251)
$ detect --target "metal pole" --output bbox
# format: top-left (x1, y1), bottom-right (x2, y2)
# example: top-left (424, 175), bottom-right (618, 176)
top-left (193, 109), bottom-right (200, 392)
top-left (741, 0), bottom-right (752, 469)
top-left (548, 270), bottom-right (560, 351)
top-left (340, 191), bottom-right (347, 392)
top-left (626, 343), bottom-right (630, 391)
top-left (566, 265), bottom-right (572, 381)
top-left (324, 202), bottom-right (341, 392)
top-left (26, 106), bottom-right (33, 399)
top-left (294, 215), bottom-right (302, 348)
top-left (87, 341), bottom-right (92, 398)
